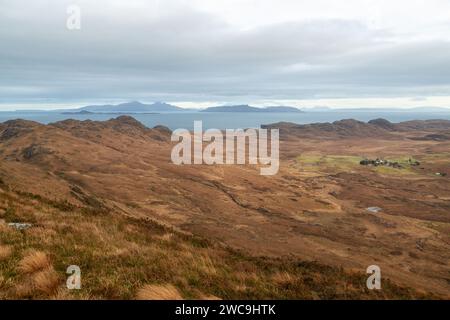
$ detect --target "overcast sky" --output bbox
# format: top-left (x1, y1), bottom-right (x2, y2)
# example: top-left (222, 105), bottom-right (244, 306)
top-left (1, 0), bottom-right (450, 110)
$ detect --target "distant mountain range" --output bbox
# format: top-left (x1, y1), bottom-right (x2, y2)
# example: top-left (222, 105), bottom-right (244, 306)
top-left (306, 106), bottom-right (450, 112)
top-left (201, 105), bottom-right (303, 113)
top-left (75, 101), bottom-right (185, 113)
top-left (59, 102), bottom-right (304, 114)
top-left (3, 101), bottom-right (449, 114)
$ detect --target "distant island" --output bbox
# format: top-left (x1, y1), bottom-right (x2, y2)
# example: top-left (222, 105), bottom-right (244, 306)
top-left (61, 110), bottom-right (94, 115)
top-left (59, 102), bottom-right (304, 114)
top-left (201, 105), bottom-right (304, 113)
top-left (61, 101), bottom-right (187, 114)
top-left (61, 109), bottom-right (159, 115)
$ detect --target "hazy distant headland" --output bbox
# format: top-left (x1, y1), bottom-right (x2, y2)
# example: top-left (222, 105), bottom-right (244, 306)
top-left (61, 109), bottom-right (159, 115)
top-left (63, 101), bottom-right (185, 113)
top-left (61, 102), bottom-right (305, 114)
top-left (8, 101), bottom-right (305, 115)
top-left (2, 101), bottom-right (450, 114)
top-left (201, 105), bottom-right (304, 113)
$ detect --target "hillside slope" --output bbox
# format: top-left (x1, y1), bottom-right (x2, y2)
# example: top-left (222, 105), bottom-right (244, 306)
top-left (0, 180), bottom-right (426, 299)
top-left (0, 116), bottom-right (449, 298)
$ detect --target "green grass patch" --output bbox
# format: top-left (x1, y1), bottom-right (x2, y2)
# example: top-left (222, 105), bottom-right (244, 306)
top-left (297, 154), bottom-right (425, 176)
top-left (370, 156), bottom-right (420, 176)
top-left (297, 154), bottom-right (362, 173)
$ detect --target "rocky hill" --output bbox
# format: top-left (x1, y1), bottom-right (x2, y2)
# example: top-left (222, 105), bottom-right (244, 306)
top-left (262, 118), bottom-right (450, 140)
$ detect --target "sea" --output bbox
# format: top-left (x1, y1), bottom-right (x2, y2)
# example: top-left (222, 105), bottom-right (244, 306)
top-left (1, 110), bottom-right (450, 130)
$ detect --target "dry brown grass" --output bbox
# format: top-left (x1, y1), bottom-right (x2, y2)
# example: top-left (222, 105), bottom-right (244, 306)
top-left (0, 245), bottom-right (12, 261)
top-left (18, 250), bottom-right (51, 274)
top-left (199, 294), bottom-right (221, 300)
top-left (0, 220), bottom-right (9, 232)
top-left (271, 271), bottom-right (297, 285)
top-left (0, 185), bottom-right (439, 300)
top-left (14, 283), bottom-right (34, 298)
top-left (32, 268), bottom-right (60, 295)
top-left (136, 284), bottom-right (183, 300)
top-left (158, 233), bottom-right (174, 242)
top-left (197, 255), bottom-right (218, 276)
top-left (50, 288), bottom-right (93, 300)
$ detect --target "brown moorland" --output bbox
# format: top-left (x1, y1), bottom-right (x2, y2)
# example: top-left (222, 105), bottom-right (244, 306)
top-left (0, 116), bottom-right (449, 299)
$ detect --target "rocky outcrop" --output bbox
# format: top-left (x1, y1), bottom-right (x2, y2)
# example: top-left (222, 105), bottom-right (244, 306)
top-left (263, 118), bottom-right (450, 140)
top-left (0, 119), bottom-right (42, 141)
top-left (262, 119), bottom-right (393, 139)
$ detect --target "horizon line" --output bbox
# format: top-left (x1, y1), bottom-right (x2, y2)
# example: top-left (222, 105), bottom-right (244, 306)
top-left (1, 100), bottom-right (450, 112)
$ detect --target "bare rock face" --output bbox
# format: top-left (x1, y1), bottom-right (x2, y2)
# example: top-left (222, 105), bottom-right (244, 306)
top-left (152, 125), bottom-right (172, 135)
top-left (22, 144), bottom-right (51, 160)
top-left (8, 222), bottom-right (33, 230)
top-left (149, 125), bottom-right (172, 142)
top-left (368, 118), bottom-right (397, 131)
top-left (51, 115), bottom-right (154, 140)
top-left (396, 119), bottom-right (450, 131)
top-left (0, 119), bottom-right (42, 141)
top-left (106, 115), bottom-right (149, 134)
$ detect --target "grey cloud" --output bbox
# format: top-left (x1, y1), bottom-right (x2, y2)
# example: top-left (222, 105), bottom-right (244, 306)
top-left (0, 0), bottom-right (450, 105)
